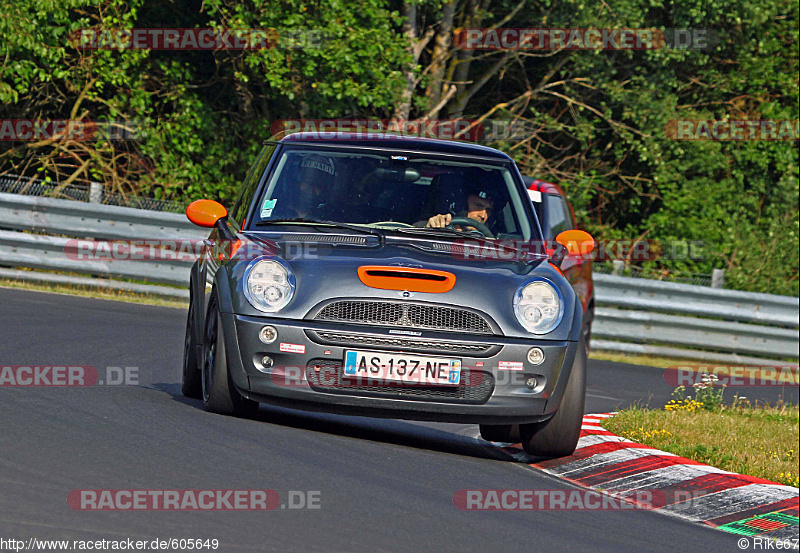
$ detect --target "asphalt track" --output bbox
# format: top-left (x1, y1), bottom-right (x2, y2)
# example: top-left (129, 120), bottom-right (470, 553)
top-left (1, 287), bottom-right (796, 552)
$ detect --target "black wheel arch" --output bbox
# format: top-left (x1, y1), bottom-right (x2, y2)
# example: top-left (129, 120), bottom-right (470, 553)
top-left (207, 267), bottom-right (250, 393)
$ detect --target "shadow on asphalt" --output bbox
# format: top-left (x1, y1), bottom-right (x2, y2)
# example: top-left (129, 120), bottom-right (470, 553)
top-left (151, 381), bottom-right (523, 463)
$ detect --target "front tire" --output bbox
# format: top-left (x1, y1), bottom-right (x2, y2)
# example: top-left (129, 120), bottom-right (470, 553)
top-left (201, 293), bottom-right (258, 417)
top-left (519, 337), bottom-right (586, 458)
top-left (181, 298), bottom-right (202, 399)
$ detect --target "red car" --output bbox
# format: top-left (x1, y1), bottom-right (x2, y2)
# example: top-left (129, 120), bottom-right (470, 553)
top-left (523, 177), bottom-right (594, 349)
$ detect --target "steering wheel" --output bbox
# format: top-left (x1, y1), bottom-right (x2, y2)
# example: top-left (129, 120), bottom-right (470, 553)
top-left (447, 217), bottom-right (494, 238)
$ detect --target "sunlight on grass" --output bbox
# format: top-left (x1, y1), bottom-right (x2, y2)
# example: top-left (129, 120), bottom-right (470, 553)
top-left (603, 400), bottom-right (799, 487)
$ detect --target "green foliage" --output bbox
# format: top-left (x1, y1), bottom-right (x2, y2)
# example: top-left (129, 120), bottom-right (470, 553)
top-left (0, 0), bottom-right (797, 295)
top-left (505, 0), bottom-right (799, 295)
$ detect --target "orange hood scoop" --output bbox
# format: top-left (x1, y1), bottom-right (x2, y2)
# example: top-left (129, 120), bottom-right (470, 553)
top-left (357, 266), bottom-right (456, 293)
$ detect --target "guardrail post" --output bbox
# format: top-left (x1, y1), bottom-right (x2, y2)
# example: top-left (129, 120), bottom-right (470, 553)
top-left (611, 260), bottom-right (625, 275)
top-left (711, 268), bottom-right (725, 289)
top-left (89, 182), bottom-right (103, 204)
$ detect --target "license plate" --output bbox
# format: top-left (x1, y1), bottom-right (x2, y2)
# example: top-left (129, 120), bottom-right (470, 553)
top-left (343, 350), bottom-right (462, 386)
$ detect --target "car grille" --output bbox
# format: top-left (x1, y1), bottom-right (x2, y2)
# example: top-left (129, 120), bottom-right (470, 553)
top-left (313, 300), bottom-right (493, 334)
top-left (312, 331), bottom-right (494, 355)
top-left (304, 359), bottom-right (494, 404)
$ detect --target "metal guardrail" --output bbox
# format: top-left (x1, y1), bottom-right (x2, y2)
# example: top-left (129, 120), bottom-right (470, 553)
top-left (0, 230), bottom-right (194, 287)
top-left (0, 190), bottom-right (797, 361)
top-left (592, 274), bottom-right (799, 361)
top-left (0, 192), bottom-right (202, 240)
top-left (593, 307), bottom-right (798, 359)
top-left (593, 273), bottom-right (798, 328)
top-left (0, 191), bottom-right (205, 292)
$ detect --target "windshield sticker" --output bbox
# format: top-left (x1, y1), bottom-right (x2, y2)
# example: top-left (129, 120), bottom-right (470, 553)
top-left (528, 189), bottom-right (542, 203)
top-left (260, 198), bottom-right (277, 217)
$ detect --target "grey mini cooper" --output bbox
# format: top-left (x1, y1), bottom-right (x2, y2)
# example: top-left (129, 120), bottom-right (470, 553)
top-left (182, 132), bottom-right (595, 458)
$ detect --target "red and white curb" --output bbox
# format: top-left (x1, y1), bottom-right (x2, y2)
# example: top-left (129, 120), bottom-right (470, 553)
top-left (487, 413), bottom-right (799, 541)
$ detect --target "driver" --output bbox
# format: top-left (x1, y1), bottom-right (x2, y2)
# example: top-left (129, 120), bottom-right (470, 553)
top-left (420, 182), bottom-right (496, 231)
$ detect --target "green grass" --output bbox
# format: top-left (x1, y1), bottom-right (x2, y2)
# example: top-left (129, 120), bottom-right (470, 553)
top-left (589, 350), bottom-right (707, 369)
top-left (602, 401), bottom-right (799, 487)
top-left (0, 277), bottom-right (187, 309)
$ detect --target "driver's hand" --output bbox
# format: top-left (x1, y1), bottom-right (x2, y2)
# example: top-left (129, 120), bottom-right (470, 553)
top-left (426, 213), bottom-right (452, 228)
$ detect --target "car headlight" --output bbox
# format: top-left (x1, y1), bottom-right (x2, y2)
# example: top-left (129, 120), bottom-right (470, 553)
top-left (513, 279), bottom-right (564, 334)
top-left (243, 258), bottom-right (296, 313)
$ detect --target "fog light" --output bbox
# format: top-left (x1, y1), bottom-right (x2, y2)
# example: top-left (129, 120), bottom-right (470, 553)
top-left (261, 355), bottom-right (274, 369)
top-left (525, 377), bottom-right (538, 390)
top-left (259, 325), bottom-right (278, 344)
top-left (527, 347), bottom-right (545, 365)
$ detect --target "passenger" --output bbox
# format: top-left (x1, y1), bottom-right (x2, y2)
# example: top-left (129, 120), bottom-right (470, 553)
top-left (284, 154), bottom-right (336, 219)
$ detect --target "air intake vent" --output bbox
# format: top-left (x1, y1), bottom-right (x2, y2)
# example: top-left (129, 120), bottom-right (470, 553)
top-left (279, 234), bottom-right (368, 245)
top-left (357, 266), bottom-right (456, 293)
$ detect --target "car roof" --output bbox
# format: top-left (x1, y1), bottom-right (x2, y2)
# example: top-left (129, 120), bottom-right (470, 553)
top-left (279, 132), bottom-right (513, 161)
top-left (522, 176), bottom-right (566, 196)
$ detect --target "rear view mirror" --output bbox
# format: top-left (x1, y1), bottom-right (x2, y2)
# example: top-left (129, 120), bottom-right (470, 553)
top-left (372, 167), bottom-right (421, 182)
top-left (186, 199), bottom-right (228, 228)
top-left (555, 229), bottom-right (595, 256)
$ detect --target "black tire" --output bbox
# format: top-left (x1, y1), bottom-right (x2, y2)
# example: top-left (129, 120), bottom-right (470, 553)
top-left (181, 298), bottom-right (202, 399)
top-left (479, 424), bottom-right (520, 443)
top-left (519, 337), bottom-right (586, 458)
top-left (201, 293), bottom-right (259, 417)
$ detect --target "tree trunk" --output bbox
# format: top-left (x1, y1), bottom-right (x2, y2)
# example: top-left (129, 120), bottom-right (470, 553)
top-left (424, 0), bottom-right (458, 112)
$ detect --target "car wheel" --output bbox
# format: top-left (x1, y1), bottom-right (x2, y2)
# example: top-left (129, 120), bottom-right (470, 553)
top-left (181, 298), bottom-right (202, 398)
top-left (479, 424), bottom-right (520, 443)
top-left (519, 336), bottom-right (586, 458)
top-left (201, 292), bottom-right (259, 417)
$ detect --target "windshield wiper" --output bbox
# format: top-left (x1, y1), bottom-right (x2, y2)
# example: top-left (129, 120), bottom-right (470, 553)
top-left (389, 226), bottom-right (485, 239)
top-left (253, 218), bottom-right (384, 242)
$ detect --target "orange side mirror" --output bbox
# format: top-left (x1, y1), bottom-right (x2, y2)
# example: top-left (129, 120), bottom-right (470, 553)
top-left (186, 199), bottom-right (228, 228)
top-left (555, 229), bottom-right (595, 256)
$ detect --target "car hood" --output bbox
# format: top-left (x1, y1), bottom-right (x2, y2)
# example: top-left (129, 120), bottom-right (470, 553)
top-left (224, 231), bottom-right (578, 341)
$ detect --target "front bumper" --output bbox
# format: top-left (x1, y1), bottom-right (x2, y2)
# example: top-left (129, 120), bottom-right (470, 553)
top-left (222, 313), bottom-right (580, 424)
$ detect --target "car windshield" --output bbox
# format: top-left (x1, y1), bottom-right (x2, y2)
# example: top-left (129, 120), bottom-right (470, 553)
top-left (249, 146), bottom-right (538, 241)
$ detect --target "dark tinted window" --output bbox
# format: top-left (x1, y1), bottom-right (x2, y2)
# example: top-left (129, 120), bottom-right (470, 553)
top-left (251, 146), bottom-right (539, 240)
top-left (545, 194), bottom-right (573, 236)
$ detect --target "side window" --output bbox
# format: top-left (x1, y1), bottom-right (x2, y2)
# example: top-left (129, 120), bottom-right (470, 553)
top-left (531, 197), bottom-right (545, 231)
top-left (546, 194), bottom-right (573, 236)
top-left (229, 145), bottom-right (276, 228)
